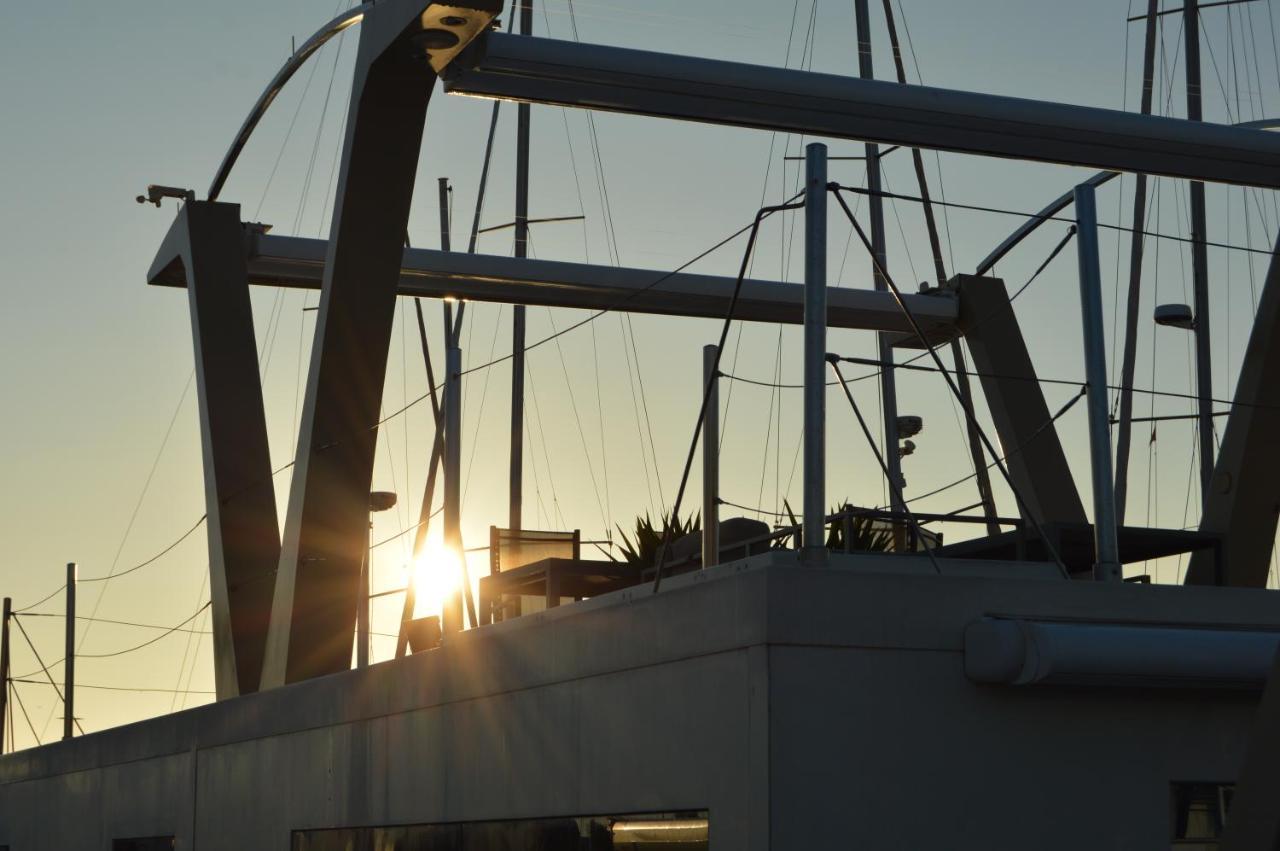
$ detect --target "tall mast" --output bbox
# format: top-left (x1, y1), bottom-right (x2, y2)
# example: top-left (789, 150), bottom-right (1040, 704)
top-left (853, 0), bottom-right (905, 516)
top-left (1113, 0), bottom-right (1160, 525)
top-left (878, 0), bottom-right (999, 535)
top-left (509, 0), bottom-right (533, 532)
top-left (1184, 0), bottom-right (1216, 506)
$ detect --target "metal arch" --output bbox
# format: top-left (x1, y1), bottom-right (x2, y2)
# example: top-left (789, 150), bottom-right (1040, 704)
top-left (973, 171), bottom-right (1117, 277)
top-left (207, 3), bottom-right (373, 202)
top-left (974, 117), bottom-right (1280, 277)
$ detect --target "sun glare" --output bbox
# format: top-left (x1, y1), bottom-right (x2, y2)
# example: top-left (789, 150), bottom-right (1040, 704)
top-left (410, 541), bottom-right (463, 620)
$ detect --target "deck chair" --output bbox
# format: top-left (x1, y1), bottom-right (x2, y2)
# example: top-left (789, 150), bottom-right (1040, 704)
top-left (489, 527), bottom-right (580, 620)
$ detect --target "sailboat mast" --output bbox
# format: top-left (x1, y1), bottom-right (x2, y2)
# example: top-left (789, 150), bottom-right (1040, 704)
top-left (510, 0), bottom-right (533, 532)
top-left (1184, 0), bottom-right (1216, 505)
top-left (853, 0), bottom-right (905, 516)
top-left (1113, 0), bottom-right (1160, 525)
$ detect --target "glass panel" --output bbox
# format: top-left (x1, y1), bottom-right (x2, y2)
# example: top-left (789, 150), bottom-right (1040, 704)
top-left (294, 811), bottom-right (708, 851)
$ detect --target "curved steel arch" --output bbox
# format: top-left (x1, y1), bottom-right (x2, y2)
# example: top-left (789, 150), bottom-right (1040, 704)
top-left (207, 4), bottom-right (372, 202)
top-left (975, 117), bottom-right (1280, 276)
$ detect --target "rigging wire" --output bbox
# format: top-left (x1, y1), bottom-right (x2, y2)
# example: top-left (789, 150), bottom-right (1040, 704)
top-left (15, 613), bottom-right (211, 635)
top-left (9, 615), bottom-right (84, 736)
top-left (10, 681), bottom-right (41, 748)
top-left (70, 603), bottom-right (212, 660)
top-left (882, 385), bottom-right (1088, 509)
top-left (651, 197), bottom-right (806, 592)
top-left (837, 185), bottom-right (1277, 258)
top-left (11, 680), bottom-right (215, 697)
top-left (829, 185), bottom-right (1071, 575)
top-left (828, 358), bottom-right (942, 573)
top-left (14, 515), bottom-right (208, 614)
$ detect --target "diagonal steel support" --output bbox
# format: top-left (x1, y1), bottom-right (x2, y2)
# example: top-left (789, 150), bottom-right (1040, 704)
top-left (151, 200), bottom-right (280, 699)
top-left (954, 274), bottom-right (1087, 530)
top-left (1186, 235), bottom-right (1280, 588)
top-left (260, 0), bottom-right (454, 688)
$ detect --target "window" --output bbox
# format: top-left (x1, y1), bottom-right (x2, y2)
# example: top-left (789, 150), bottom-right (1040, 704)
top-left (113, 838), bottom-right (175, 851)
top-left (293, 811), bottom-right (709, 851)
top-left (1172, 783), bottom-right (1234, 849)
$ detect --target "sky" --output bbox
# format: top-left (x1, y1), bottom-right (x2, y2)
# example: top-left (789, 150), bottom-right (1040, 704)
top-left (2, 0), bottom-right (1279, 749)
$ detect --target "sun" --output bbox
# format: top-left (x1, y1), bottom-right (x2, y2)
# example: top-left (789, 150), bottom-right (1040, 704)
top-left (410, 540), bottom-right (463, 620)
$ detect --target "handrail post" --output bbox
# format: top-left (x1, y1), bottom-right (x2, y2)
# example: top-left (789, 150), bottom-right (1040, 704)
top-left (443, 346), bottom-right (464, 635)
top-left (0, 597), bottom-right (10, 753)
top-left (702, 344), bottom-right (720, 568)
top-left (803, 143), bottom-right (828, 563)
top-left (64, 563), bottom-right (76, 739)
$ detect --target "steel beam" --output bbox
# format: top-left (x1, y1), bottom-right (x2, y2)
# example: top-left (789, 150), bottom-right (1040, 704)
top-left (954, 274), bottom-right (1087, 530)
top-left (1186, 235), bottom-right (1280, 588)
top-left (151, 200), bottom-right (280, 699)
top-left (444, 32), bottom-right (1280, 188)
top-left (150, 233), bottom-right (958, 338)
top-left (260, 0), bottom-right (443, 688)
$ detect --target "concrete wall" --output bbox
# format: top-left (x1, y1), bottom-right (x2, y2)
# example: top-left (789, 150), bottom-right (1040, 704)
top-left (1, 554), bottom-right (1277, 849)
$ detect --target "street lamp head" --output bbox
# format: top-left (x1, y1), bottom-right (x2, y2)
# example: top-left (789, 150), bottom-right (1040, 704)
top-left (1154, 303), bottom-right (1195, 330)
top-left (369, 491), bottom-right (398, 513)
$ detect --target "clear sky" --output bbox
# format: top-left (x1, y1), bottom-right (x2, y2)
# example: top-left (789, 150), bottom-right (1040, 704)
top-left (2, 0), bottom-right (1278, 748)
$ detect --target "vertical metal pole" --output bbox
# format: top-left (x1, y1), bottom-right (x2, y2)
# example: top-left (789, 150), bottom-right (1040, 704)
top-left (437, 176), bottom-right (458, 347)
top-left (876, 0), bottom-right (998, 534)
top-left (509, 0), bottom-right (533, 534)
top-left (1114, 0), bottom-right (1161, 525)
top-left (1073, 186), bottom-right (1122, 581)
top-left (0, 597), bottom-right (10, 754)
top-left (356, 527), bottom-right (369, 668)
top-left (437, 177), bottom-right (452, 253)
top-left (803, 143), bottom-right (828, 561)
top-left (853, 0), bottom-right (905, 514)
top-left (64, 563), bottom-right (75, 740)
top-left (701, 344), bottom-right (720, 568)
top-left (443, 346), bottom-right (464, 635)
top-left (1184, 0), bottom-right (1216, 505)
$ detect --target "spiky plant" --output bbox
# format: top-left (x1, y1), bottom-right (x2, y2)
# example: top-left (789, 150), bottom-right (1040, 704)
top-left (825, 503), bottom-right (895, 553)
top-left (614, 511), bottom-right (701, 565)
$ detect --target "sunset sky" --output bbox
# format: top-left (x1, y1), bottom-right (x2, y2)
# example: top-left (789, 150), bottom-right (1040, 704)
top-left (2, 0), bottom-right (1278, 748)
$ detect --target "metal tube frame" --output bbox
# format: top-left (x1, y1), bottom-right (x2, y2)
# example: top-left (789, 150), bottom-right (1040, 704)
top-left (64, 563), bottom-right (75, 740)
top-left (702, 344), bottom-right (719, 569)
top-left (803, 144), bottom-right (828, 561)
top-left (1073, 185), bottom-right (1122, 581)
top-left (443, 345), bottom-right (464, 636)
top-left (444, 31), bottom-right (1280, 189)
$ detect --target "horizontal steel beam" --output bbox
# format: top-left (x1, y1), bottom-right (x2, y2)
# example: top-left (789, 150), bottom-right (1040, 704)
top-left (444, 33), bottom-right (1280, 189)
top-left (148, 231), bottom-right (959, 337)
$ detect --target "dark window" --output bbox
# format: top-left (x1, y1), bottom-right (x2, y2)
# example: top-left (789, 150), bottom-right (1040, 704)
top-left (293, 811), bottom-right (709, 851)
top-left (1172, 783), bottom-right (1233, 848)
top-left (113, 838), bottom-right (175, 851)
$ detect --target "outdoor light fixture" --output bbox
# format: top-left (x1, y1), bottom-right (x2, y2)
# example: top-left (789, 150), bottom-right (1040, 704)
top-left (369, 491), bottom-right (398, 513)
top-left (897, 415), bottom-right (924, 438)
top-left (1154, 303), bottom-right (1195, 330)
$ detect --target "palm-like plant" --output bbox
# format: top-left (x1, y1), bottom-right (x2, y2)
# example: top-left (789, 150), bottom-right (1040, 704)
top-left (825, 505), bottom-right (895, 553)
top-left (614, 511), bottom-right (701, 565)
top-left (776, 500), bottom-right (895, 552)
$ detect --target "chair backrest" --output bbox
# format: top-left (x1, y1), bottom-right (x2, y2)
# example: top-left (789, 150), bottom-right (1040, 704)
top-left (490, 526), bottom-right (580, 574)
